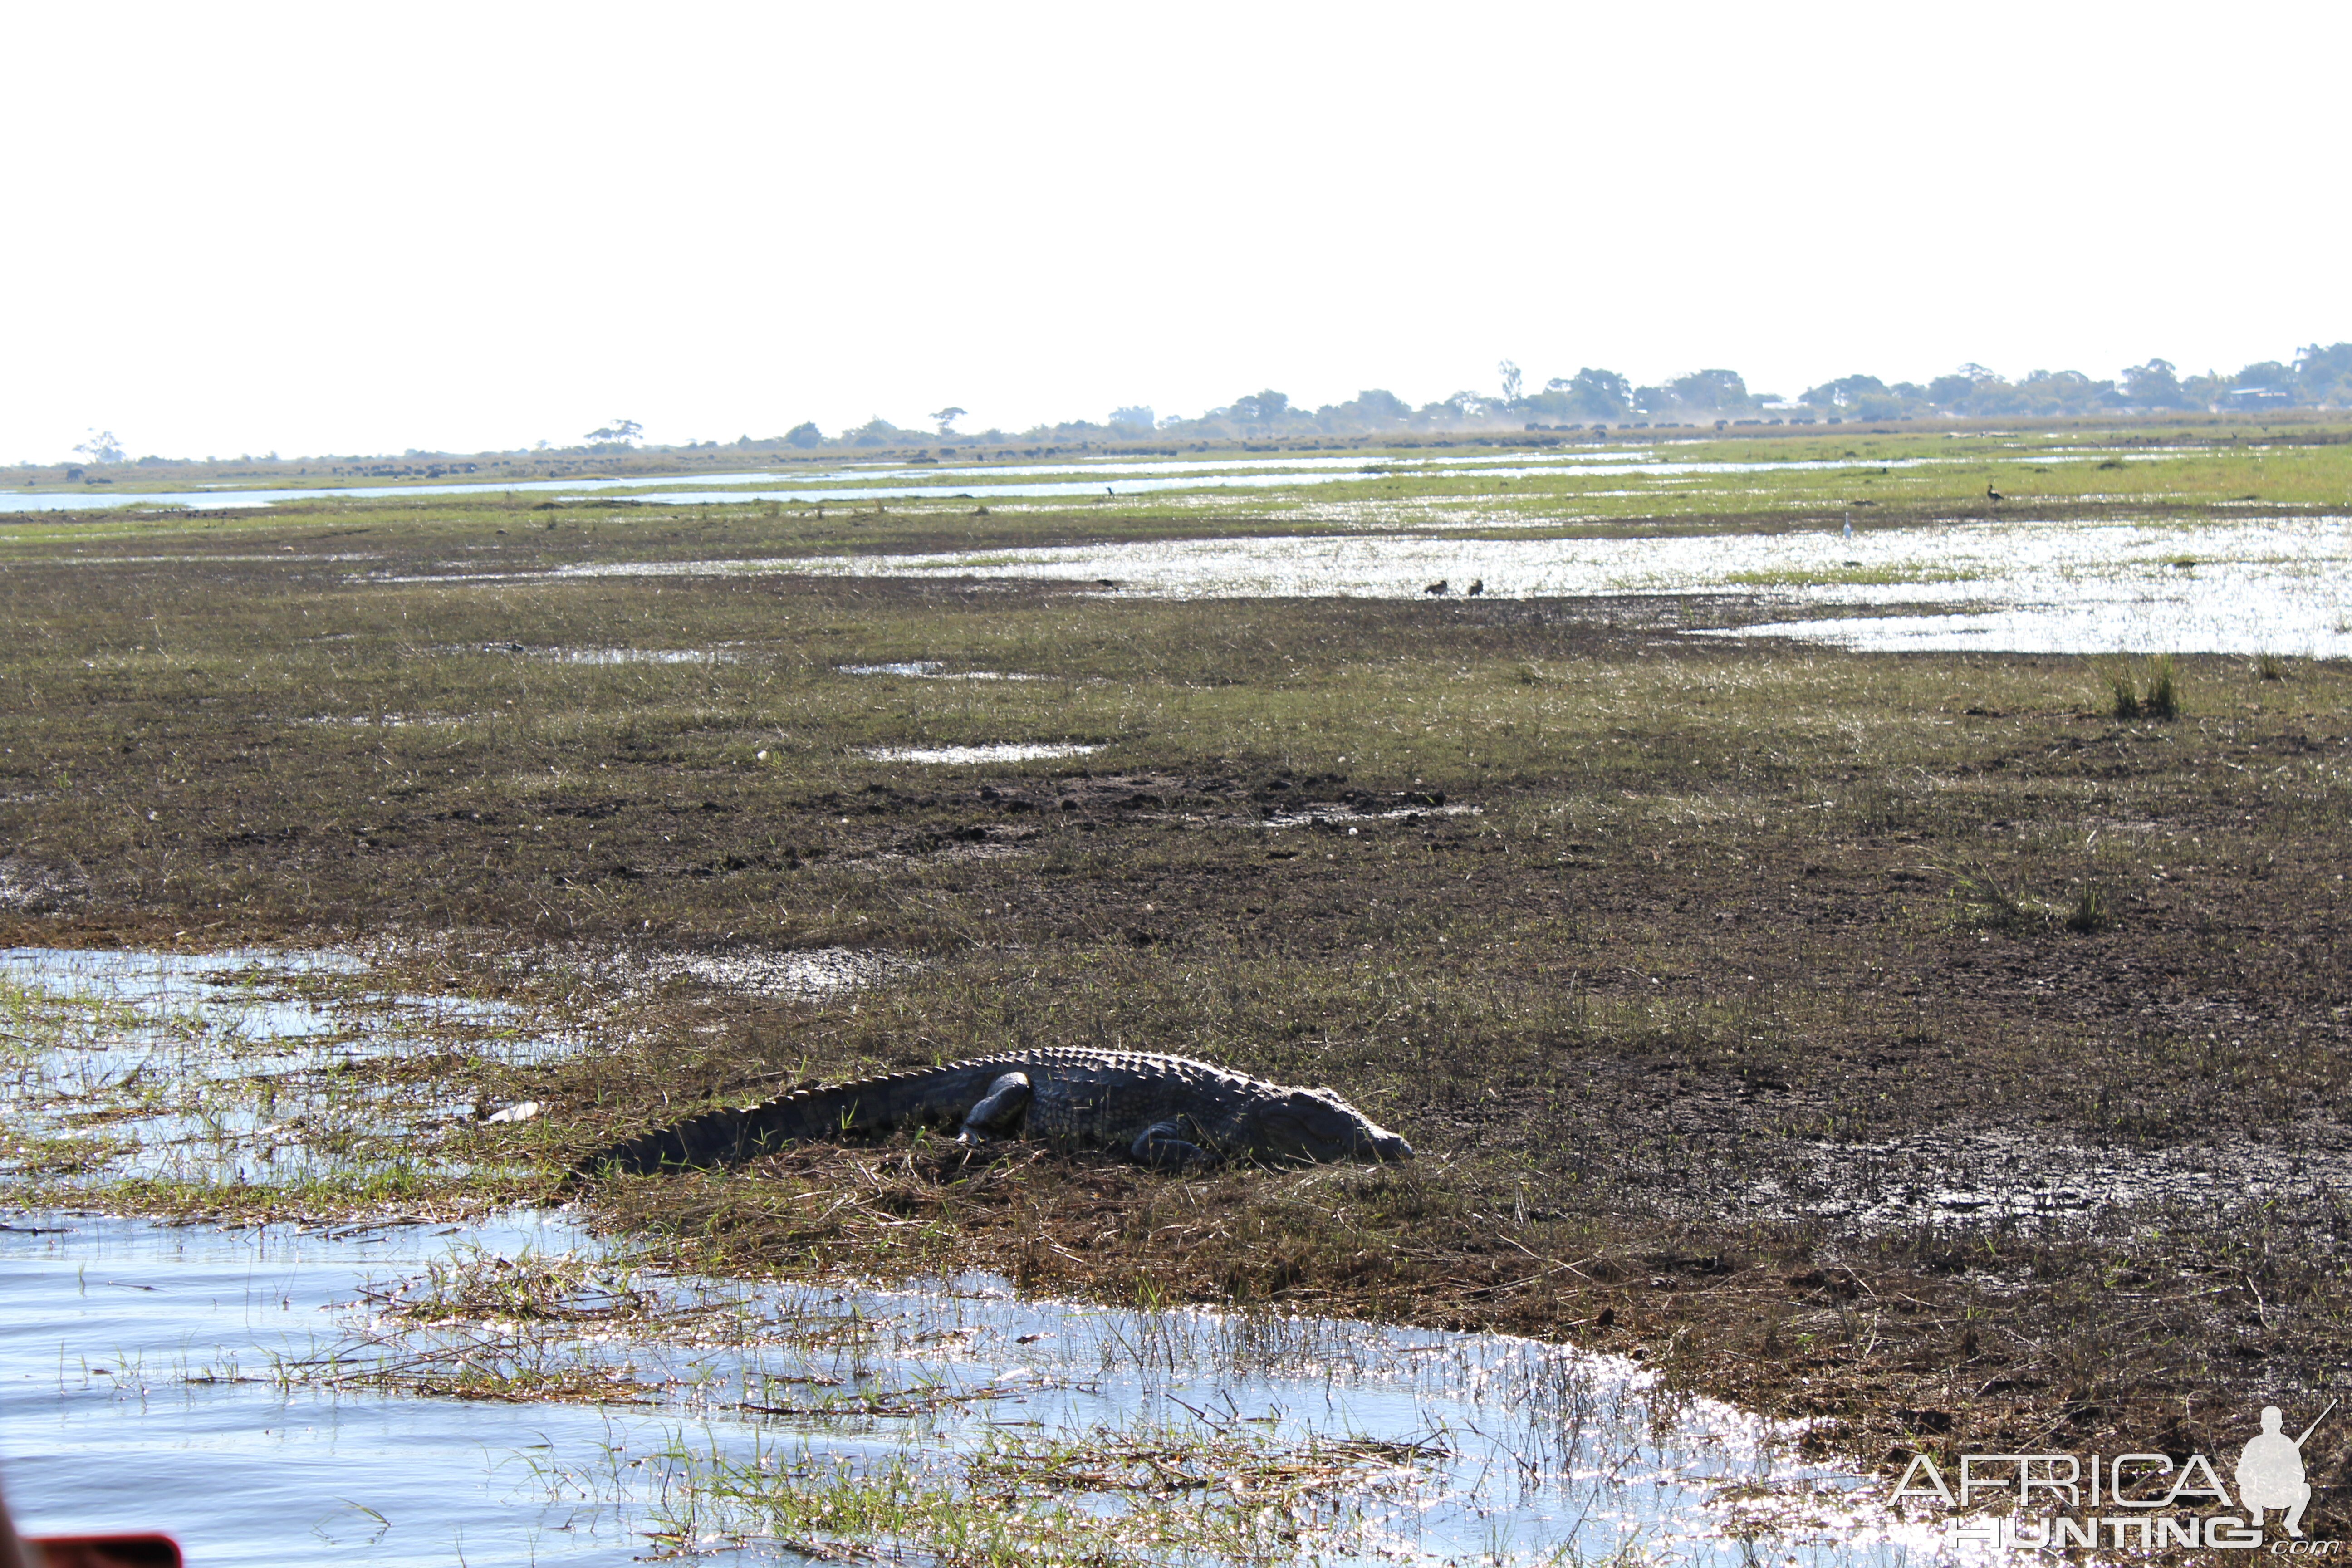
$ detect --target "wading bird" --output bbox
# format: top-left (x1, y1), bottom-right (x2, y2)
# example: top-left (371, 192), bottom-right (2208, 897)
top-left (1986, 483), bottom-right (2003, 502)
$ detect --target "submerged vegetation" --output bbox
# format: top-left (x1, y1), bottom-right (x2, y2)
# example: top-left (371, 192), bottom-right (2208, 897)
top-left (4, 423), bottom-right (2351, 1548)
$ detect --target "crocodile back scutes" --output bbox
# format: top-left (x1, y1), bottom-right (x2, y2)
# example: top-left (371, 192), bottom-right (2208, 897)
top-left (572, 1046), bottom-right (1402, 1176)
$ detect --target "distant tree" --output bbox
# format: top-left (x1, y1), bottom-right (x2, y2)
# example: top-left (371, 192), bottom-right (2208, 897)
top-left (1852, 388), bottom-right (1921, 420)
top-left (848, 418), bottom-right (904, 447)
top-left (2295, 342), bottom-right (2352, 406)
top-left (1108, 406), bottom-right (1156, 431)
top-left (784, 421), bottom-right (824, 448)
top-left (1664, 369), bottom-right (1751, 412)
top-left (2180, 369), bottom-right (2230, 408)
top-left (2121, 358), bottom-right (2190, 409)
top-left (1498, 360), bottom-right (1524, 403)
top-left (1229, 389), bottom-right (1291, 428)
top-left (2232, 360), bottom-right (2294, 393)
top-left (930, 407), bottom-right (967, 436)
top-left (1441, 390), bottom-right (1503, 423)
top-left (1802, 374), bottom-right (1892, 412)
top-left (2011, 370), bottom-right (2117, 415)
top-left (1351, 389), bottom-right (1412, 422)
top-left (1926, 373), bottom-right (1978, 407)
top-left (585, 418), bottom-right (642, 446)
top-left (1543, 368), bottom-right (1632, 420)
top-left (74, 429), bottom-right (125, 465)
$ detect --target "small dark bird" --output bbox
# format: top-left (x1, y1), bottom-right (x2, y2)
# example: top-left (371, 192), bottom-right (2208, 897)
top-left (1424, 579), bottom-right (1449, 595)
top-left (1105, 486), bottom-right (1115, 497)
top-left (1986, 484), bottom-right (2003, 502)
top-left (1466, 578), bottom-right (1485, 597)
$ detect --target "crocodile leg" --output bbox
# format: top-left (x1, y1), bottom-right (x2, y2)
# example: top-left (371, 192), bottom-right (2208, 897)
top-left (956, 1072), bottom-right (1032, 1144)
top-left (1131, 1119), bottom-right (1216, 1169)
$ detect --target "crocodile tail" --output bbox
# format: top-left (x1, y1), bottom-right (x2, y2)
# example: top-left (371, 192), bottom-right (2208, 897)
top-left (571, 1067), bottom-right (975, 1179)
top-left (571, 1103), bottom-right (758, 1178)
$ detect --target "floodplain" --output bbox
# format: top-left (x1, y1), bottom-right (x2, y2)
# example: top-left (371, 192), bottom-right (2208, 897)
top-left (3, 418), bottom-right (2349, 1558)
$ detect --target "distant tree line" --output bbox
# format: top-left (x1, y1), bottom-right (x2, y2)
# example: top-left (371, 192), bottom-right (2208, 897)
top-left (746, 342), bottom-right (2352, 451)
top-left (45, 343), bottom-right (2348, 475)
top-left (1789, 343), bottom-right (2352, 421)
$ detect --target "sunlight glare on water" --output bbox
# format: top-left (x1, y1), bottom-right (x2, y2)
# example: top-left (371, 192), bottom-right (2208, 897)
top-left (0, 947), bottom-right (562, 1187)
top-left (0, 1214), bottom-right (1974, 1567)
top-left (5, 450), bottom-right (1919, 512)
top-left (861, 743), bottom-right (1101, 764)
top-left (747, 514), bottom-right (2352, 657)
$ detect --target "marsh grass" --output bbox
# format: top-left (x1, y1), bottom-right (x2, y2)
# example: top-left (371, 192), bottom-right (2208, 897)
top-left (1941, 863), bottom-right (2111, 936)
top-left (275, 1240), bottom-right (920, 1408)
top-left (4, 430), bottom-right (2351, 1525)
top-left (2063, 883), bottom-right (2109, 934)
top-left (631, 1419), bottom-right (1450, 1568)
top-left (0, 947), bottom-right (583, 1215)
top-left (2093, 652), bottom-right (2182, 721)
top-left (1721, 564), bottom-right (1975, 589)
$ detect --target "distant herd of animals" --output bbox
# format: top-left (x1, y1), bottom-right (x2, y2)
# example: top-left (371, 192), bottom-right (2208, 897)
top-left (1423, 578), bottom-right (1483, 596)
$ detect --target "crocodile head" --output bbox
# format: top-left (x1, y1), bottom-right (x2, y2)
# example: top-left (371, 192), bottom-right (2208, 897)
top-left (1244, 1087), bottom-right (1413, 1164)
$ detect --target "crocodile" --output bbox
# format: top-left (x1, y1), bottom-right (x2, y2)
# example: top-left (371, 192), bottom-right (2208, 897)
top-left (574, 1046), bottom-right (1412, 1176)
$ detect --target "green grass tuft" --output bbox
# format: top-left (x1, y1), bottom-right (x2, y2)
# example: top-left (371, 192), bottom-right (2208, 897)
top-left (2093, 653), bottom-right (2182, 722)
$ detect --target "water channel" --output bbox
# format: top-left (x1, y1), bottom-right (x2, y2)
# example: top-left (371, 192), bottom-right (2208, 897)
top-left (452, 512), bottom-right (2349, 658)
top-left (6, 450), bottom-right (1960, 514)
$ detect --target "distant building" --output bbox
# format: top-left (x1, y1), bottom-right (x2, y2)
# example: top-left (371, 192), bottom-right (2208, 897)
top-left (2223, 387), bottom-right (2293, 409)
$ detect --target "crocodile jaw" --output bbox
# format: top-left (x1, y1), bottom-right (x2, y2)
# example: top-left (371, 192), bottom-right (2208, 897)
top-left (1245, 1088), bottom-right (1414, 1164)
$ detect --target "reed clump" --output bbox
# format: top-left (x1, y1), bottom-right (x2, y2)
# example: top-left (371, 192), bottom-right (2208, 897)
top-left (2094, 652), bottom-right (2181, 720)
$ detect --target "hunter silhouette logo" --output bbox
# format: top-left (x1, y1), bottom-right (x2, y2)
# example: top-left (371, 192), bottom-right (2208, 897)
top-left (2239, 1403), bottom-right (2328, 1538)
top-left (1898, 1399), bottom-right (2336, 1550)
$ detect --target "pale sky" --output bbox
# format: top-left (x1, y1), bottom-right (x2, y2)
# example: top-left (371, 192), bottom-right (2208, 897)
top-left (4, 0), bottom-right (2344, 462)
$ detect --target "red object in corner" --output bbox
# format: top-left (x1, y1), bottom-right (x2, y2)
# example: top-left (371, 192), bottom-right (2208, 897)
top-left (27, 1536), bottom-right (182, 1568)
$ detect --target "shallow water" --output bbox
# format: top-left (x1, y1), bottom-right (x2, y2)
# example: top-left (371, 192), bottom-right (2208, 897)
top-left (621, 946), bottom-right (902, 998)
top-left (0, 946), bottom-right (914, 1192)
top-left (3, 451), bottom-right (1920, 514)
top-left (0, 470), bottom-right (801, 513)
top-left (0, 1211), bottom-right (1966, 1566)
top-left (542, 647), bottom-right (737, 665)
top-left (1, 448), bottom-right (1658, 512)
top-left (0, 949), bottom-right (563, 1187)
top-left (522, 455), bottom-right (1918, 510)
top-left (838, 662), bottom-right (1042, 681)
top-left (529, 514), bottom-right (2345, 657)
top-left (0, 1211), bottom-right (687, 1565)
top-left (862, 743), bottom-right (1102, 764)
